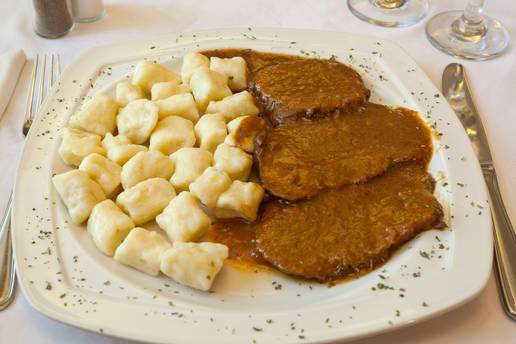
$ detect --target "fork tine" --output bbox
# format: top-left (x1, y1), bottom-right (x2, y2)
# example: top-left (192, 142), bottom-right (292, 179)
top-left (22, 55), bottom-right (40, 136)
top-left (56, 54), bottom-right (61, 76)
top-left (37, 54), bottom-right (46, 106)
top-left (50, 54), bottom-right (55, 88)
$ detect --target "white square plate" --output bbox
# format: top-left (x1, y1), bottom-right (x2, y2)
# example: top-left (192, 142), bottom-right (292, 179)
top-left (12, 28), bottom-right (492, 343)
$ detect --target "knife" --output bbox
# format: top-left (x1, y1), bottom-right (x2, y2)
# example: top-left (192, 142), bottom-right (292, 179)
top-left (442, 63), bottom-right (516, 320)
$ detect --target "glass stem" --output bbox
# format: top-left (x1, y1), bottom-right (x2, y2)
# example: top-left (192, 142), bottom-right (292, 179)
top-left (370, 0), bottom-right (406, 10)
top-left (452, 0), bottom-right (487, 42)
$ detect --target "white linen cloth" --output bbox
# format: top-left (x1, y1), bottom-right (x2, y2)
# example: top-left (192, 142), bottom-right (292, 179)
top-left (0, 49), bottom-right (26, 119)
top-left (0, 0), bottom-right (515, 343)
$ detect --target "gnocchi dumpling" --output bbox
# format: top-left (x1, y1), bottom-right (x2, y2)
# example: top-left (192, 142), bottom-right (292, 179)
top-left (59, 127), bottom-right (106, 167)
top-left (132, 60), bottom-right (181, 93)
top-left (213, 144), bottom-right (252, 181)
top-left (115, 82), bottom-right (145, 107)
top-left (79, 153), bottom-right (122, 197)
top-left (189, 67), bottom-right (232, 112)
top-left (149, 116), bottom-right (196, 155)
top-left (205, 91), bottom-right (259, 122)
top-left (210, 56), bottom-right (247, 91)
top-left (87, 200), bottom-right (134, 256)
top-left (69, 94), bottom-right (119, 137)
top-left (189, 167), bottom-right (231, 209)
top-left (102, 133), bottom-right (147, 166)
top-left (181, 52), bottom-right (210, 85)
top-left (116, 99), bottom-right (159, 144)
top-left (154, 93), bottom-right (199, 122)
top-left (194, 113), bottom-right (227, 152)
top-left (224, 115), bottom-right (267, 153)
top-left (156, 191), bottom-right (211, 243)
top-left (160, 242), bottom-right (228, 291)
top-left (52, 170), bottom-right (106, 224)
top-left (151, 82), bottom-right (190, 101)
top-left (170, 148), bottom-right (213, 192)
top-left (114, 227), bottom-right (171, 276)
top-left (215, 180), bottom-right (264, 222)
top-left (116, 178), bottom-right (176, 225)
top-left (121, 151), bottom-right (174, 189)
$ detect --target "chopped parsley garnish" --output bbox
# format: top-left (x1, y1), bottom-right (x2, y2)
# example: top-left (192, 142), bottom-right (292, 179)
top-left (376, 283), bottom-right (394, 290)
top-left (419, 250), bottom-right (430, 259)
top-left (334, 261), bottom-right (348, 275)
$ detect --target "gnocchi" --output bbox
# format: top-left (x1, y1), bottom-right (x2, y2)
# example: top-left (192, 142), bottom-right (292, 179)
top-left (52, 170), bottom-right (106, 224)
top-left (69, 94), bottom-right (119, 137)
top-left (79, 153), bottom-right (122, 197)
top-left (59, 127), bottom-right (106, 167)
top-left (116, 99), bottom-right (159, 144)
top-left (215, 180), bottom-right (264, 222)
top-left (189, 67), bottom-right (232, 112)
top-left (213, 143), bottom-right (252, 181)
top-left (132, 60), bottom-right (181, 93)
top-left (151, 82), bottom-right (190, 101)
top-left (114, 227), bottom-right (171, 276)
top-left (149, 116), bottom-right (196, 155)
top-left (224, 115), bottom-right (266, 153)
top-left (181, 52), bottom-right (210, 85)
top-left (87, 200), bottom-right (134, 256)
top-left (156, 191), bottom-right (211, 243)
top-left (115, 82), bottom-right (145, 107)
top-left (53, 53), bottom-right (269, 290)
top-left (121, 151), bottom-right (174, 189)
top-left (210, 56), bottom-right (247, 91)
top-left (205, 91), bottom-right (259, 122)
top-left (189, 167), bottom-right (231, 209)
top-left (116, 178), bottom-right (176, 225)
top-left (160, 242), bottom-right (228, 291)
top-left (154, 93), bottom-right (199, 122)
top-left (170, 148), bottom-right (213, 192)
top-left (102, 133), bottom-right (147, 166)
top-left (194, 113), bottom-right (227, 152)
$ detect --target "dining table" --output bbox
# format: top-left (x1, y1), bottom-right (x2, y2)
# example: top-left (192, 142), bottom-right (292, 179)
top-left (0, 0), bottom-right (515, 342)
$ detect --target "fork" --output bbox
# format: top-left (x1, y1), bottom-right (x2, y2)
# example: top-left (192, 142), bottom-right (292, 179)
top-left (0, 54), bottom-right (61, 311)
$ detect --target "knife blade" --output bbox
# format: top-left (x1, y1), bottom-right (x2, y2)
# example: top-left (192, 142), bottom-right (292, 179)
top-left (442, 63), bottom-right (516, 320)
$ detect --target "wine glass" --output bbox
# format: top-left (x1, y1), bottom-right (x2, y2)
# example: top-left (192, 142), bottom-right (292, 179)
top-left (426, 0), bottom-right (510, 60)
top-left (347, 0), bottom-right (429, 28)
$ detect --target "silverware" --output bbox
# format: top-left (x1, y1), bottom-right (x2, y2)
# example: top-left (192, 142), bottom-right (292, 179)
top-left (0, 54), bottom-right (61, 311)
top-left (442, 63), bottom-right (516, 320)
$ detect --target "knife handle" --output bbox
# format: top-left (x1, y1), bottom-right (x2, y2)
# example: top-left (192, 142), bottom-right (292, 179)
top-left (484, 167), bottom-right (516, 319)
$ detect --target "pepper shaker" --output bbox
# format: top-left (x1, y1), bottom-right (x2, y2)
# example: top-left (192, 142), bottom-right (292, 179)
top-left (70, 0), bottom-right (106, 23)
top-left (32, 0), bottom-right (75, 39)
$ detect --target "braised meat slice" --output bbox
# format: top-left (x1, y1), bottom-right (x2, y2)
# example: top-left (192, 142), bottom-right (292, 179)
top-left (249, 58), bottom-right (370, 126)
top-left (256, 103), bottom-right (433, 201)
top-left (254, 163), bottom-right (445, 282)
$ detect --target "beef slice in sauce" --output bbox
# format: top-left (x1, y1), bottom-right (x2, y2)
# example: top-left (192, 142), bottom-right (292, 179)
top-left (254, 163), bottom-right (445, 282)
top-left (249, 58), bottom-right (370, 126)
top-left (256, 103), bottom-right (433, 201)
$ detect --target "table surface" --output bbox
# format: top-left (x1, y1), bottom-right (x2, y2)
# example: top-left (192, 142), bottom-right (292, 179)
top-left (1, 0), bottom-right (515, 343)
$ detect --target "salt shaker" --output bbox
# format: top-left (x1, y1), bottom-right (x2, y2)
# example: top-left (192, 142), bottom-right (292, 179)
top-left (32, 0), bottom-right (75, 39)
top-left (70, 0), bottom-right (106, 23)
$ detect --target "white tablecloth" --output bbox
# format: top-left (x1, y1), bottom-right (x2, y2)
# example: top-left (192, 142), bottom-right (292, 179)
top-left (0, 0), bottom-right (515, 342)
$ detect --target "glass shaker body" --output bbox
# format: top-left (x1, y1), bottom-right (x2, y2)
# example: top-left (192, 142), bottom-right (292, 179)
top-left (33, 0), bottom-right (75, 39)
top-left (70, 0), bottom-right (106, 23)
